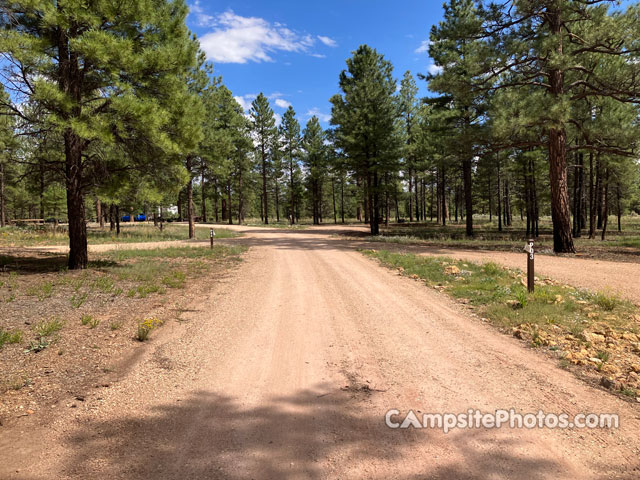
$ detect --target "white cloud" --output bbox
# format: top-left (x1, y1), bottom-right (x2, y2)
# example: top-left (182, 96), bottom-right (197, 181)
top-left (198, 10), bottom-right (316, 63)
top-left (189, 1), bottom-right (215, 27)
top-left (310, 53), bottom-right (326, 59)
top-left (305, 108), bottom-right (331, 123)
top-left (318, 35), bottom-right (337, 47)
top-left (234, 94), bottom-right (257, 112)
top-left (427, 64), bottom-right (443, 75)
top-left (415, 40), bottom-right (432, 54)
top-left (275, 98), bottom-right (291, 109)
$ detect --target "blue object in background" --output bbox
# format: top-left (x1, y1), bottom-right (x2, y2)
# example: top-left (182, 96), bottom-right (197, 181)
top-left (121, 215), bottom-right (131, 222)
top-left (134, 214), bottom-right (146, 222)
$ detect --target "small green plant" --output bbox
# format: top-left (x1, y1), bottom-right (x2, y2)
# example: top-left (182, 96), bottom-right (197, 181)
top-left (621, 388), bottom-right (637, 398)
top-left (0, 329), bottom-right (23, 348)
top-left (81, 314), bottom-right (100, 329)
top-left (593, 292), bottom-right (618, 312)
top-left (5, 293), bottom-right (16, 303)
top-left (26, 281), bottom-right (54, 300)
top-left (71, 291), bottom-right (88, 308)
top-left (136, 317), bottom-right (163, 341)
top-left (482, 262), bottom-right (502, 276)
top-left (25, 338), bottom-right (50, 353)
top-left (94, 276), bottom-right (115, 293)
top-left (109, 321), bottom-right (123, 331)
top-left (514, 289), bottom-right (529, 309)
top-left (162, 271), bottom-right (186, 288)
top-left (35, 318), bottom-right (64, 337)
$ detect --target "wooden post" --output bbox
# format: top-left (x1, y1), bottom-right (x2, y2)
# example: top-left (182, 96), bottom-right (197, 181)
top-left (527, 239), bottom-right (535, 293)
top-left (210, 228), bottom-right (215, 249)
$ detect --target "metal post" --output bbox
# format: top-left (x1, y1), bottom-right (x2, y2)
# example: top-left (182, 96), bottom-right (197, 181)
top-left (210, 228), bottom-right (214, 249)
top-left (527, 238), bottom-right (534, 293)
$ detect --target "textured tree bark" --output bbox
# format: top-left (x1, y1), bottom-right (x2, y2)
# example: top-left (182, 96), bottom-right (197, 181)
top-left (64, 129), bottom-right (88, 270)
top-left (548, 128), bottom-right (576, 252)
top-left (546, 6), bottom-right (575, 253)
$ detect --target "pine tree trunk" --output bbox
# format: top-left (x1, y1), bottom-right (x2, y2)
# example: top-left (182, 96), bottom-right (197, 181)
top-left (601, 167), bottom-right (610, 241)
top-left (341, 178), bottom-right (345, 224)
top-left (97, 199), bottom-right (104, 228)
top-left (497, 155), bottom-right (502, 232)
top-left (332, 180), bottom-right (337, 224)
top-left (115, 206), bottom-right (120, 236)
top-left (441, 166), bottom-right (447, 226)
top-left (548, 128), bottom-right (575, 252)
top-left (238, 170), bottom-right (244, 224)
top-left (186, 155), bottom-right (195, 239)
top-left (616, 182), bottom-right (622, 232)
top-left (371, 171), bottom-right (380, 235)
top-left (275, 179), bottom-right (280, 223)
top-left (462, 158), bottom-right (473, 236)
top-left (64, 130), bottom-right (88, 270)
top-left (261, 144), bottom-right (269, 225)
top-left (228, 181), bottom-right (233, 225)
top-left (589, 152), bottom-right (596, 238)
top-left (109, 204), bottom-right (115, 231)
top-left (201, 172), bottom-right (207, 223)
top-left (0, 162), bottom-right (6, 227)
top-left (416, 176), bottom-right (421, 222)
top-left (289, 158), bottom-right (295, 225)
top-left (408, 169), bottom-right (413, 222)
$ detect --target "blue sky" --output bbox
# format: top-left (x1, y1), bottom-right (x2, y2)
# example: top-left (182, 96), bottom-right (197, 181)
top-left (186, 1), bottom-right (445, 127)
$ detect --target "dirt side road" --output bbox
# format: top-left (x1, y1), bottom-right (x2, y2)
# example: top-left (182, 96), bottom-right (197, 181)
top-left (3, 227), bottom-right (639, 479)
top-left (25, 224), bottom-right (640, 303)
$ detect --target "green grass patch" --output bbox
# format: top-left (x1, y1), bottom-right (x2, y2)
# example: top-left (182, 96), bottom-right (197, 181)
top-left (35, 318), bottom-right (64, 337)
top-left (105, 244), bottom-right (246, 261)
top-left (81, 314), bottom-right (100, 329)
top-left (0, 329), bottom-right (23, 348)
top-left (0, 224), bottom-right (240, 247)
top-left (25, 280), bottom-right (54, 300)
top-left (362, 249), bottom-right (636, 335)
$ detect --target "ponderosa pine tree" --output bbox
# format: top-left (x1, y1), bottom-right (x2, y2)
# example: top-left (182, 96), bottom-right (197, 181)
top-left (0, 0), bottom-right (201, 268)
top-left (280, 106), bottom-right (302, 225)
top-left (427, 0), bottom-right (486, 237)
top-left (250, 93), bottom-right (277, 224)
top-left (330, 45), bottom-right (402, 235)
top-left (302, 116), bottom-right (326, 225)
top-left (398, 71), bottom-right (420, 223)
top-left (474, 0), bottom-right (640, 252)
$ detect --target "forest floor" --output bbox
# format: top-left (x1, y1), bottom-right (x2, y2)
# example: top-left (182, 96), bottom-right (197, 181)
top-left (0, 225), bottom-right (639, 479)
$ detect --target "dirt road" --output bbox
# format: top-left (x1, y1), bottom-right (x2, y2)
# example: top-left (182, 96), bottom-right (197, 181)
top-left (3, 227), bottom-right (640, 479)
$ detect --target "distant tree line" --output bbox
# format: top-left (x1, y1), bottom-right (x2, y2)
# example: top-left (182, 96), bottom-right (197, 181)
top-left (1, 0), bottom-right (639, 269)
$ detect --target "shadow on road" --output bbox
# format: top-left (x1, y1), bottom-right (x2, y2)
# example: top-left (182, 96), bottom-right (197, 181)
top-left (48, 386), bottom-right (579, 480)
